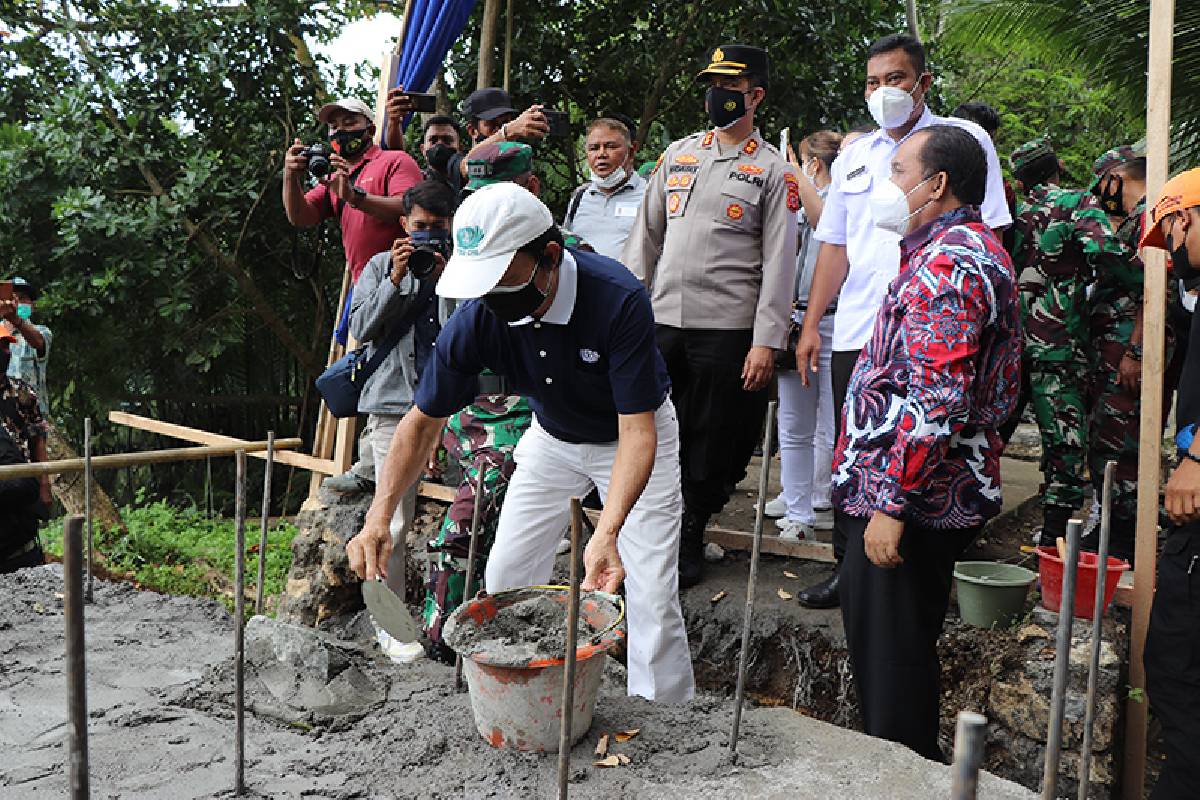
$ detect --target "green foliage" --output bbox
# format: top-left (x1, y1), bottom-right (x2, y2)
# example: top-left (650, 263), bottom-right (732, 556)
top-left (935, 42), bottom-right (1143, 186)
top-left (41, 501), bottom-right (298, 616)
top-left (943, 0), bottom-right (1200, 163)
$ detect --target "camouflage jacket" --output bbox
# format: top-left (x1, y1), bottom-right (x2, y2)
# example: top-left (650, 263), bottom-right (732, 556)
top-left (0, 376), bottom-right (47, 462)
top-left (1010, 185), bottom-right (1125, 361)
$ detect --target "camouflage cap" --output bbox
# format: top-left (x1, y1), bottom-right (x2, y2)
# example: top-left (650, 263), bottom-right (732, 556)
top-left (1009, 136), bottom-right (1056, 173)
top-left (465, 141), bottom-right (534, 190)
top-left (1089, 144), bottom-right (1143, 191)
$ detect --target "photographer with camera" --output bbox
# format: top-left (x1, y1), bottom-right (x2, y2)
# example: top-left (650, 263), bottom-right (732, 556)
top-left (0, 322), bottom-right (49, 573)
top-left (349, 179), bottom-right (457, 663)
top-left (283, 97), bottom-right (423, 284)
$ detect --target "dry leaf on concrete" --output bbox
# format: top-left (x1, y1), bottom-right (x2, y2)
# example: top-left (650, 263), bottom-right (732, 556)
top-left (776, 589), bottom-right (793, 600)
top-left (616, 753), bottom-right (631, 765)
top-left (783, 570), bottom-right (799, 579)
top-left (593, 755), bottom-right (621, 768)
top-left (614, 729), bottom-right (640, 743)
top-left (710, 591), bottom-right (727, 604)
top-left (594, 734), bottom-right (609, 757)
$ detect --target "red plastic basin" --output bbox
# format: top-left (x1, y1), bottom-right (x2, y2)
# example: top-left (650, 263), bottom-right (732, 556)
top-left (1036, 546), bottom-right (1130, 619)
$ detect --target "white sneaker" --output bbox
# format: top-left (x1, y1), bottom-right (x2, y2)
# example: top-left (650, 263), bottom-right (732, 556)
top-left (778, 518), bottom-right (815, 542)
top-left (376, 625), bottom-right (425, 665)
top-left (813, 509), bottom-right (835, 530)
top-left (764, 494), bottom-right (786, 518)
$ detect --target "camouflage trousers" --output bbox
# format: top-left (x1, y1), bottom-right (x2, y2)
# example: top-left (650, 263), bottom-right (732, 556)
top-left (420, 395), bottom-right (532, 646)
top-left (1029, 359), bottom-right (1089, 510)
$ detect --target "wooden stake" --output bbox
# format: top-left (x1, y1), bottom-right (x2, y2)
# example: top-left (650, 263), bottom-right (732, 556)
top-left (1124, 2), bottom-right (1175, 796)
top-left (951, 711), bottom-right (988, 800)
top-left (455, 458), bottom-right (488, 692)
top-left (234, 450), bottom-right (247, 796)
top-left (255, 432), bottom-right (275, 616)
top-left (63, 515), bottom-right (91, 800)
top-left (558, 497), bottom-right (585, 799)
top-left (83, 418), bottom-right (94, 604)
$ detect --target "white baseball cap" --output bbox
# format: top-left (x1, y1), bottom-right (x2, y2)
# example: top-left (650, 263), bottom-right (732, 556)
top-left (317, 97), bottom-right (376, 125)
top-left (436, 183), bottom-right (555, 299)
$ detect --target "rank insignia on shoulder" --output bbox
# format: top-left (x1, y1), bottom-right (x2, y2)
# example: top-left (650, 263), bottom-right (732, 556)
top-left (675, 154), bottom-right (699, 165)
top-left (737, 164), bottom-right (764, 175)
top-left (701, 131), bottom-right (715, 149)
top-left (846, 165), bottom-right (867, 180)
top-left (742, 139), bottom-right (759, 156)
top-left (726, 203), bottom-right (744, 221)
top-left (784, 172), bottom-right (801, 212)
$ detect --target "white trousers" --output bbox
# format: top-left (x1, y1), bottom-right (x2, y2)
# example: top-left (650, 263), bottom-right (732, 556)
top-left (368, 412), bottom-right (418, 599)
top-left (777, 314), bottom-right (835, 524)
top-left (484, 399), bottom-right (695, 704)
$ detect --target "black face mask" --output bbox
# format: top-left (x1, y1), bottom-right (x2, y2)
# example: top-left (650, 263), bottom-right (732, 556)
top-left (330, 128), bottom-right (370, 159)
top-left (1096, 174), bottom-right (1125, 216)
top-left (706, 86), bottom-right (747, 130)
top-left (1166, 219), bottom-right (1200, 283)
top-left (425, 143), bottom-right (455, 173)
top-left (483, 260), bottom-right (549, 322)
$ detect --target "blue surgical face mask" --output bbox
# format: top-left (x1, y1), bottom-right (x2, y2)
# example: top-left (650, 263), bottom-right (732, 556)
top-left (16, 304), bottom-right (31, 321)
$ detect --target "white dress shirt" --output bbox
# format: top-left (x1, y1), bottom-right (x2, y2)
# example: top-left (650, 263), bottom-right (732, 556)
top-left (814, 106), bottom-right (1012, 351)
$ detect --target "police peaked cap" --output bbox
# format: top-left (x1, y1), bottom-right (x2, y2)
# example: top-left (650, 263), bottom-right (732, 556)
top-left (696, 45), bottom-right (770, 90)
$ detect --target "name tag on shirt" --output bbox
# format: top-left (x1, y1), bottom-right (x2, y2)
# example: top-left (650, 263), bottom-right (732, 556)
top-left (614, 203), bottom-right (638, 218)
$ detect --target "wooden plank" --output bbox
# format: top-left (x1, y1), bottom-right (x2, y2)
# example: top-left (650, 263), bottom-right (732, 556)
top-left (309, 269), bottom-right (352, 498)
top-left (0, 439), bottom-right (299, 479)
top-left (582, 509), bottom-right (835, 563)
top-left (1124, 2), bottom-right (1175, 796)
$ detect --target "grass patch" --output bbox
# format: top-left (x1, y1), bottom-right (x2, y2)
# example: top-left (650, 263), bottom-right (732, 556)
top-left (41, 499), bottom-right (297, 616)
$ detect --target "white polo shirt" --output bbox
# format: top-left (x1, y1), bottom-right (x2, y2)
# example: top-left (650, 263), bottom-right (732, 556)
top-left (814, 106), bottom-right (1012, 351)
top-left (565, 172), bottom-right (648, 260)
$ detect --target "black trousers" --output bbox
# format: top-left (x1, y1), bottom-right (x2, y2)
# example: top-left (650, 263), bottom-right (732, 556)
top-left (1145, 520), bottom-right (1200, 800)
top-left (830, 349), bottom-right (861, 561)
top-left (839, 511), bottom-right (980, 762)
top-left (656, 326), bottom-right (765, 516)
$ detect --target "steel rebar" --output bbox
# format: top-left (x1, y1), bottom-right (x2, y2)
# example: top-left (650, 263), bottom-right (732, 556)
top-left (234, 450), bottom-right (247, 796)
top-left (951, 710), bottom-right (988, 800)
top-left (63, 515), bottom-right (91, 800)
top-left (729, 400), bottom-right (778, 758)
top-left (557, 497), bottom-right (585, 800)
top-left (1079, 462), bottom-right (1117, 800)
top-left (83, 418), bottom-right (94, 603)
top-left (1042, 518), bottom-right (1082, 799)
top-left (254, 432), bottom-right (275, 616)
top-left (455, 458), bottom-right (487, 692)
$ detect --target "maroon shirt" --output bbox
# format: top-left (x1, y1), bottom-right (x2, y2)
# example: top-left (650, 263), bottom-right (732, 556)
top-left (304, 144), bottom-right (423, 281)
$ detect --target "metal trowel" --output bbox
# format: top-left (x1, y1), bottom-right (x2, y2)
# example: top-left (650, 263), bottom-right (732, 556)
top-left (362, 578), bottom-right (419, 644)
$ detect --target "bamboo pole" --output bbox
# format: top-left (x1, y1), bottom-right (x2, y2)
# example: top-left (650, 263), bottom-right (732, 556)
top-left (63, 515), bottom-right (91, 800)
top-left (477, 0), bottom-right (502, 89)
top-left (0, 439), bottom-right (300, 479)
top-left (255, 432), bottom-right (275, 616)
top-left (1123, 2), bottom-right (1175, 796)
top-left (502, 0), bottom-right (514, 93)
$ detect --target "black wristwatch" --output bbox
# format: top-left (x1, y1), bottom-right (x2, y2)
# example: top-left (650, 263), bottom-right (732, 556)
top-left (350, 186), bottom-right (368, 207)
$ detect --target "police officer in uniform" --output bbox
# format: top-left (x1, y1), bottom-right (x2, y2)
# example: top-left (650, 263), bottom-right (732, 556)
top-left (623, 44), bottom-right (798, 589)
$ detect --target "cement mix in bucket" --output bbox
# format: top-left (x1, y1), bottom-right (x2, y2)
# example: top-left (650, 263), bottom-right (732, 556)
top-left (0, 566), bottom-right (1036, 799)
top-left (445, 593), bottom-right (596, 662)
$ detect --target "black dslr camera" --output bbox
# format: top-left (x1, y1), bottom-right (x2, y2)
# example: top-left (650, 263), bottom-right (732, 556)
top-left (301, 144), bottom-right (331, 178)
top-left (407, 230), bottom-right (453, 279)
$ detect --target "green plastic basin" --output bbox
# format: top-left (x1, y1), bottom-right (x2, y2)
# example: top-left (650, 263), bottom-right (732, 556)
top-left (953, 561), bottom-right (1037, 629)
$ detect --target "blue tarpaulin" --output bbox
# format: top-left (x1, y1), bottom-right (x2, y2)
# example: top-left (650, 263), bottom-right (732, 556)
top-left (383, 0), bottom-right (479, 142)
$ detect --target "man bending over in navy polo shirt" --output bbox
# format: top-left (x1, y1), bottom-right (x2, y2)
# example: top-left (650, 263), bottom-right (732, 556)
top-left (347, 182), bottom-right (695, 703)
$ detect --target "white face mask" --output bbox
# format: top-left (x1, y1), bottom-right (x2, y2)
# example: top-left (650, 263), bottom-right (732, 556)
top-left (867, 83), bottom-right (920, 129)
top-left (869, 175), bottom-right (936, 237)
top-left (590, 165), bottom-right (628, 190)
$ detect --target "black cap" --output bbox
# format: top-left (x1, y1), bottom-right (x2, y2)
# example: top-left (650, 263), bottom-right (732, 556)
top-left (461, 88), bottom-right (517, 122)
top-left (10, 277), bottom-right (37, 300)
top-left (695, 44), bottom-right (770, 89)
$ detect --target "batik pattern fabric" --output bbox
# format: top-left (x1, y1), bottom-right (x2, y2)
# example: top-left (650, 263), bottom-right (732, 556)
top-left (832, 206), bottom-right (1021, 529)
top-left (421, 394), bottom-right (532, 645)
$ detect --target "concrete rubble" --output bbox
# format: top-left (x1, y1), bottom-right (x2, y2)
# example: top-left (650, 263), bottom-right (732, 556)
top-left (0, 565), bottom-right (1036, 799)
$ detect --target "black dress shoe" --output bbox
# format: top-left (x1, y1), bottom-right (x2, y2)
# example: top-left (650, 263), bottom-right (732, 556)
top-left (797, 571), bottom-right (840, 609)
top-left (678, 509), bottom-right (710, 590)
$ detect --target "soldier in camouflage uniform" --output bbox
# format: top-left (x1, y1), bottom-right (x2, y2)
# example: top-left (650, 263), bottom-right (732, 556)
top-left (1008, 138), bottom-right (1128, 545)
top-left (1085, 146), bottom-right (1172, 563)
top-left (420, 393), bottom-right (532, 659)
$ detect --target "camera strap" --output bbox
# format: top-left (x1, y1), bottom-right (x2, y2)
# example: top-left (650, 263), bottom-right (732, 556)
top-left (356, 276), bottom-right (438, 386)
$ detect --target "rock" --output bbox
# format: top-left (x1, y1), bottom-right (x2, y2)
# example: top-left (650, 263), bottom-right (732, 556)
top-left (704, 542), bottom-right (725, 562)
top-left (244, 615), bottom-right (385, 717)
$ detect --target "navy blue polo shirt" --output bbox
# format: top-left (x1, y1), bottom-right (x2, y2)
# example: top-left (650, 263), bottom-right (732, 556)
top-left (415, 249), bottom-right (670, 443)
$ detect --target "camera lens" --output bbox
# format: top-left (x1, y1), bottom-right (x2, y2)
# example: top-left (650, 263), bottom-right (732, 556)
top-left (308, 154), bottom-right (330, 178)
top-left (408, 247), bottom-right (438, 279)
